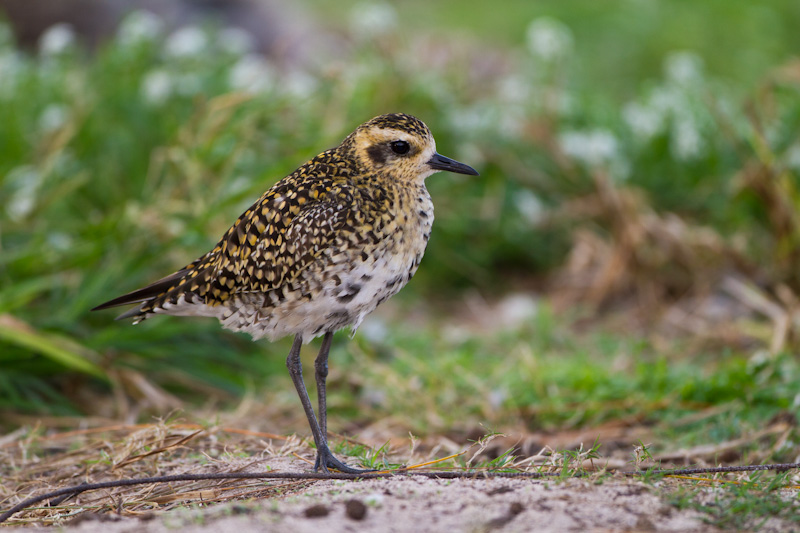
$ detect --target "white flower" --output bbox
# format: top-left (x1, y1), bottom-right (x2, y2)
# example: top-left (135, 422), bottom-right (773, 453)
top-left (39, 23), bottom-right (76, 56)
top-left (350, 2), bottom-right (397, 37)
top-left (559, 129), bottom-right (619, 167)
top-left (118, 10), bottom-right (164, 45)
top-left (664, 51), bottom-right (703, 86)
top-left (141, 69), bottom-right (173, 105)
top-left (525, 17), bottom-right (573, 62)
top-left (786, 144), bottom-right (800, 172)
top-left (622, 101), bottom-right (663, 141)
top-left (648, 86), bottom-right (683, 116)
top-left (165, 26), bottom-right (207, 58)
top-left (671, 118), bottom-right (703, 161)
top-left (515, 189), bottom-right (545, 225)
top-left (5, 166), bottom-right (42, 221)
top-left (229, 54), bottom-right (274, 93)
top-left (282, 70), bottom-right (318, 99)
top-left (219, 27), bottom-right (256, 55)
top-left (497, 75), bottom-right (530, 105)
top-left (38, 104), bottom-right (69, 132)
top-left (47, 232), bottom-right (73, 252)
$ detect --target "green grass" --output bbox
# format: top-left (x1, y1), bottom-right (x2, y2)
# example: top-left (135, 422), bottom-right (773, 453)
top-left (323, 309), bottom-right (800, 456)
top-left (668, 472), bottom-right (800, 531)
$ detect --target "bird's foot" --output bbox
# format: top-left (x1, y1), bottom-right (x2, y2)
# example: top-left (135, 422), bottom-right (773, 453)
top-left (314, 445), bottom-right (375, 474)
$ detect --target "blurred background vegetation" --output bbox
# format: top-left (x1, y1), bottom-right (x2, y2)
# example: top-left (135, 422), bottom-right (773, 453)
top-left (1, 0), bottom-right (800, 466)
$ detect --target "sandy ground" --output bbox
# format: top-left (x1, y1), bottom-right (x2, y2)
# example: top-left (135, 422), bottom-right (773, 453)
top-left (5, 431), bottom-right (797, 532)
top-left (21, 476), bottom-right (718, 533)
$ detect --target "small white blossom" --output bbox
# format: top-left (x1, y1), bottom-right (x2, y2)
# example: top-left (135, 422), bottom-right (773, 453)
top-left (786, 144), bottom-right (800, 172)
top-left (648, 86), bottom-right (683, 116)
top-left (165, 26), bottom-right (207, 58)
top-left (39, 23), bottom-right (76, 56)
top-left (559, 129), bottom-right (619, 167)
top-left (526, 17), bottom-right (573, 62)
top-left (38, 104), bottom-right (69, 133)
top-left (497, 75), bottom-right (531, 105)
top-left (141, 69), bottom-right (173, 105)
top-left (118, 10), bottom-right (164, 45)
top-left (664, 51), bottom-right (703, 86)
top-left (350, 2), bottom-right (397, 37)
top-left (515, 189), bottom-right (546, 225)
top-left (623, 101), bottom-right (663, 141)
top-left (229, 54), bottom-right (274, 93)
top-left (47, 232), bottom-right (73, 252)
top-left (282, 70), bottom-right (318, 99)
top-left (5, 166), bottom-right (42, 221)
top-left (671, 118), bottom-right (703, 161)
top-left (219, 27), bottom-right (256, 55)
top-left (747, 349), bottom-right (770, 371)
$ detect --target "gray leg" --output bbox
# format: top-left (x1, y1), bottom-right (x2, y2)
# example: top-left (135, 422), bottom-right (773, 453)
top-left (285, 333), bottom-right (371, 474)
top-left (313, 332), bottom-right (333, 471)
top-left (314, 332), bottom-right (334, 438)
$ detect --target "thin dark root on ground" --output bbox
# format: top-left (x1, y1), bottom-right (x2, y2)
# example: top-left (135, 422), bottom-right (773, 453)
top-left (2, 462), bottom-right (799, 525)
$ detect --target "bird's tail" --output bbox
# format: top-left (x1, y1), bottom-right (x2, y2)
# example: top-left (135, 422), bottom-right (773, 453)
top-left (91, 269), bottom-right (188, 321)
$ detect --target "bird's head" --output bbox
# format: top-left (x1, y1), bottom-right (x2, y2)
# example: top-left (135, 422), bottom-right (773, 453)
top-left (347, 113), bottom-right (478, 183)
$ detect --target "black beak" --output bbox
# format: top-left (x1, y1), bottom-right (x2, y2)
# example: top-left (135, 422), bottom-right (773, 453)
top-left (427, 153), bottom-right (479, 176)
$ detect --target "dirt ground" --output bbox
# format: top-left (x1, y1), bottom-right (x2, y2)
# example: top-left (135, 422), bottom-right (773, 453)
top-left (4, 424), bottom-right (798, 531)
top-left (18, 476), bottom-right (708, 533)
top-left (4, 450), bottom-right (729, 533)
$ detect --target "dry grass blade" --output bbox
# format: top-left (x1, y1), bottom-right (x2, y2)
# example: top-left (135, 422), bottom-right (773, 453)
top-left (112, 429), bottom-right (204, 469)
top-left (0, 420), bottom-right (315, 526)
top-left (549, 172), bottom-right (741, 319)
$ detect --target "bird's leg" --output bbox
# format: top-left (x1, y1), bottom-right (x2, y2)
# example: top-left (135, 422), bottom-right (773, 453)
top-left (314, 331), bottom-right (353, 471)
top-left (285, 334), bottom-right (372, 474)
top-left (314, 332), bottom-right (333, 440)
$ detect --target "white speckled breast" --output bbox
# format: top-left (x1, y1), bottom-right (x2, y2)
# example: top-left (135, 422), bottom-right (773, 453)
top-left (210, 185), bottom-right (434, 342)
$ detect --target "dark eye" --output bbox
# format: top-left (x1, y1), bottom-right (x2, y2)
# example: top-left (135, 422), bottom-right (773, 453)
top-left (390, 140), bottom-right (410, 155)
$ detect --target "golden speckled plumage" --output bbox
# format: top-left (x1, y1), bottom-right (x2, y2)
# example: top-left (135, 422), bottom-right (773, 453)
top-left (93, 113), bottom-right (478, 473)
top-left (95, 113), bottom-right (477, 342)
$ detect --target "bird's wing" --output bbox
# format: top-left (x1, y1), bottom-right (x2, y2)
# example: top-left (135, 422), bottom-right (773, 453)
top-left (93, 177), bottom-right (357, 318)
top-left (233, 197), bottom-right (354, 294)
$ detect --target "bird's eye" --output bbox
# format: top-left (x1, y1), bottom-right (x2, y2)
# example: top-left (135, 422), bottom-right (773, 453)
top-left (390, 140), bottom-right (410, 155)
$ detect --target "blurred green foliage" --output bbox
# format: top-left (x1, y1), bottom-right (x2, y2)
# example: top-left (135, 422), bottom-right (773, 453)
top-left (0, 1), bottom-right (799, 430)
top-left (310, 0), bottom-right (800, 97)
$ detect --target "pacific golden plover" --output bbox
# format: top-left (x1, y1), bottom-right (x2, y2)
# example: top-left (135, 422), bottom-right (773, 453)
top-left (93, 113), bottom-right (479, 473)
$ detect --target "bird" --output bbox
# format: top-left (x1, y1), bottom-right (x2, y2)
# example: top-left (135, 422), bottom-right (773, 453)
top-left (92, 113), bottom-right (479, 473)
